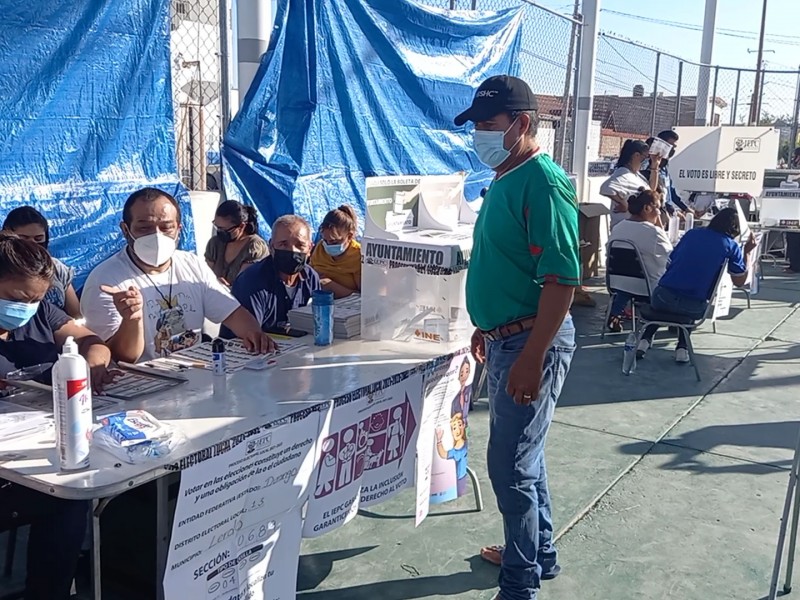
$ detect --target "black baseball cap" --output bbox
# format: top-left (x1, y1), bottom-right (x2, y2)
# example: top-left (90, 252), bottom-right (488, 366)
top-left (454, 75), bottom-right (538, 126)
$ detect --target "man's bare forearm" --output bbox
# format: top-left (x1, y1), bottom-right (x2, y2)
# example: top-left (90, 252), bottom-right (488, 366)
top-left (108, 319), bottom-right (144, 363)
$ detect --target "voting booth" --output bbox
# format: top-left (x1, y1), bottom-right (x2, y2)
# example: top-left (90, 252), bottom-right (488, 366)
top-left (361, 175), bottom-right (474, 344)
top-left (669, 126), bottom-right (780, 199)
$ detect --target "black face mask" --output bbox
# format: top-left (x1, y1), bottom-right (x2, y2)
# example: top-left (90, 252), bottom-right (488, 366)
top-left (273, 248), bottom-right (307, 275)
top-left (216, 229), bottom-right (234, 244)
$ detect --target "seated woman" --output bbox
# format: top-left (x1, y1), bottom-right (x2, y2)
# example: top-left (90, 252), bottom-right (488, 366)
top-left (205, 200), bottom-right (268, 285)
top-left (637, 208), bottom-right (757, 364)
top-left (600, 139), bottom-right (652, 229)
top-left (606, 189), bottom-right (673, 332)
top-left (2, 206), bottom-right (81, 318)
top-left (310, 205), bottom-right (361, 298)
top-left (0, 232), bottom-right (112, 600)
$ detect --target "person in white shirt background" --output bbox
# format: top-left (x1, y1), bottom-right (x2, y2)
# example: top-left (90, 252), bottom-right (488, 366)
top-left (600, 139), bottom-right (652, 229)
top-left (81, 187), bottom-right (277, 363)
top-left (606, 189), bottom-right (673, 332)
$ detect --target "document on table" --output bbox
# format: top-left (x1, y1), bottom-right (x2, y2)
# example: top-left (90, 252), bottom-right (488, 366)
top-left (167, 339), bottom-right (308, 373)
top-left (0, 400), bottom-right (52, 440)
top-left (164, 403), bottom-right (330, 600)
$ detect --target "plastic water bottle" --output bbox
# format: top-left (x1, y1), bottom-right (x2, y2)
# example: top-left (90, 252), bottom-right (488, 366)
top-left (312, 289), bottom-right (334, 346)
top-left (212, 338), bottom-right (226, 376)
top-left (622, 332), bottom-right (637, 375)
top-left (668, 214), bottom-right (680, 244)
top-left (52, 336), bottom-right (92, 470)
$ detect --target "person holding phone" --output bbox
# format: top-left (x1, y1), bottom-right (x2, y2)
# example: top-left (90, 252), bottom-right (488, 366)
top-left (222, 214), bottom-right (321, 337)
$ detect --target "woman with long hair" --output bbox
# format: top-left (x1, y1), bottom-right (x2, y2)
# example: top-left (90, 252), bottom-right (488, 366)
top-left (600, 139), bottom-right (652, 229)
top-left (310, 205), bottom-right (361, 298)
top-left (204, 200), bottom-right (268, 285)
top-left (637, 208), bottom-right (757, 363)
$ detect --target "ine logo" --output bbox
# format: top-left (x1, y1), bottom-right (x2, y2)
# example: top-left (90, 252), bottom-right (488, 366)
top-left (734, 138), bottom-right (761, 153)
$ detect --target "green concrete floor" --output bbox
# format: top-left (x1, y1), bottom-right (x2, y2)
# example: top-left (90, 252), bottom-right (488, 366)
top-left (297, 266), bottom-right (800, 600)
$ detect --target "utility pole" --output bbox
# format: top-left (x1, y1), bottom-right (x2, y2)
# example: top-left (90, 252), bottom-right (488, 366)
top-left (695, 0), bottom-right (717, 125)
top-left (790, 66), bottom-right (800, 156)
top-left (557, 0), bottom-right (581, 168)
top-left (573, 0), bottom-right (600, 202)
top-left (749, 0), bottom-right (769, 125)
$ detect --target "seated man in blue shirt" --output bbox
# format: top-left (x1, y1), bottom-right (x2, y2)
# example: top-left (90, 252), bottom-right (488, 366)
top-left (222, 214), bottom-right (320, 336)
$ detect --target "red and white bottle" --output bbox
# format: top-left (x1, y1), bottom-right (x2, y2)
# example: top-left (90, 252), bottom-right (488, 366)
top-left (52, 336), bottom-right (92, 470)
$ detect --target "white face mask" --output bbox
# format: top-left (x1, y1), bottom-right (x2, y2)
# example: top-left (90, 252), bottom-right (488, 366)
top-left (472, 118), bottom-right (521, 169)
top-left (131, 231), bottom-right (177, 267)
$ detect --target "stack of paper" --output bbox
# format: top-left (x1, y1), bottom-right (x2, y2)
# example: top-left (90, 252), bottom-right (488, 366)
top-left (288, 295), bottom-right (361, 339)
top-left (0, 400), bottom-right (52, 441)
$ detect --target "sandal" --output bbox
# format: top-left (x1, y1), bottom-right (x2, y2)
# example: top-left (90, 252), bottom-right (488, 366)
top-left (606, 315), bottom-right (623, 333)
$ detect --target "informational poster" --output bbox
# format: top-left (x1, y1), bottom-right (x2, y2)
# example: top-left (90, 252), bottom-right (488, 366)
top-left (415, 352), bottom-right (475, 526)
top-left (164, 404), bottom-right (330, 600)
top-left (364, 176), bottom-right (422, 236)
top-left (303, 371), bottom-right (423, 538)
top-left (669, 126), bottom-right (780, 196)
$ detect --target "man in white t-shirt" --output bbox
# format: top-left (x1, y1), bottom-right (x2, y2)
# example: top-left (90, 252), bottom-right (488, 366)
top-left (82, 187), bottom-right (276, 363)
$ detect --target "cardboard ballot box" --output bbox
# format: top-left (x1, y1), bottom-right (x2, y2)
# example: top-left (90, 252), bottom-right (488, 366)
top-left (361, 175), bottom-right (475, 343)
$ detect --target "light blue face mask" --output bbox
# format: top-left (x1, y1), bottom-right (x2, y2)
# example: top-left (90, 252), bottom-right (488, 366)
top-left (0, 298), bottom-right (40, 331)
top-left (472, 117), bottom-right (521, 169)
top-left (322, 240), bottom-right (348, 257)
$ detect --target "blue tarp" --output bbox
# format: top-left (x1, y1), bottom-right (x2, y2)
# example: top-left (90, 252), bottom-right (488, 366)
top-left (0, 0), bottom-right (192, 288)
top-left (222, 0), bottom-right (523, 236)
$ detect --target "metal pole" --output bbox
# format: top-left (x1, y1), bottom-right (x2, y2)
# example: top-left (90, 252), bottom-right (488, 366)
top-left (449, 0), bottom-right (456, 8)
top-left (710, 66), bottom-right (719, 126)
top-left (732, 69), bottom-right (742, 125)
top-left (749, 0), bottom-right (769, 125)
top-left (471, 0), bottom-right (477, 8)
top-left (569, 14), bottom-right (583, 173)
top-left (573, 0), bottom-right (600, 202)
top-left (695, 0), bottom-right (717, 125)
top-left (219, 0), bottom-right (231, 134)
top-left (651, 52), bottom-right (661, 135)
top-left (558, 0), bottom-right (581, 168)
top-left (790, 66), bottom-right (800, 155)
top-left (675, 61), bottom-right (683, 125)
top-left (758, 65), bottom-right (768, 126)
top-left (237, 0), bottom-right (273, 108)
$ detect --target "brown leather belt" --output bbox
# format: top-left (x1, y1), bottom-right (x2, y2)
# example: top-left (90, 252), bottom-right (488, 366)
top-left (481, 316), bottom-right (536, 342)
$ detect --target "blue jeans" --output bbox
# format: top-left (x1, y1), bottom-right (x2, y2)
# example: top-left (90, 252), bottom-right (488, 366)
top-left (610, 292), bottom-right (632, 317)
top-left (641, 286), bottom-right (708, 349)
top-left (486, 317), bottom-right (576, 600)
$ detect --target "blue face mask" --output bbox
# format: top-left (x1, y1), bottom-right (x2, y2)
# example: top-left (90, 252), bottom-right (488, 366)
top-left (472, 117), bottom-right (521, 169)
top-left (0, 299), bottom-right (40, 331)
top-left (322, 240), bottom-right (348, 257)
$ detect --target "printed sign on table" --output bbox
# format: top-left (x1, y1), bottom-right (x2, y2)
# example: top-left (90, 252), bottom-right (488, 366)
top-left (163, 404), bottom-right (330, 600)
top-left (416, 351), bottom-right (474, 526)
top-left (303, 371), bottom-right (423, 537)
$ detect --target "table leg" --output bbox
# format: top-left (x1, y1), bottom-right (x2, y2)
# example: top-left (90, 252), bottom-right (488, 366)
top-left (466, 467), bottom-right (483, 512)
top-left (785, 466), bottom-right (800, 593)
top-left (768, 427), bottom-right (800, 599)
top-left (156, 476), bottom-right (169, 600)
top-left (92, 499), bottom-right (102, 600)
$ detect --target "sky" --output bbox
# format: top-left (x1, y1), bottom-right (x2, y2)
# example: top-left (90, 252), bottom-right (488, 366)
top-left (528, 0), bottom-right (800, 120)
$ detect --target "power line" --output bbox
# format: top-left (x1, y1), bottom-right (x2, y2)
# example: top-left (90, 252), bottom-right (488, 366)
top-left (600, 9), bottom-right (800, 48)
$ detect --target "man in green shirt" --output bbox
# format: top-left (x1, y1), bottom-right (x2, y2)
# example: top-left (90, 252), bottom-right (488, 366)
top-left (456, 75), bottom-right (579, 600)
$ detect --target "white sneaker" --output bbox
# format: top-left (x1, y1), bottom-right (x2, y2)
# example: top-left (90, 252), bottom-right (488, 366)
top-left (636, 338), bottom-right (651, 359)
top-left (675, 348), bottom-right (690, 364)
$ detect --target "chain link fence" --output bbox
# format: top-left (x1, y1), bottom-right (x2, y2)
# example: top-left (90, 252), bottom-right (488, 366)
top-left (595, 33), bottom-right (800, 162)
top-left (169, 0), bottom-right (223, 191)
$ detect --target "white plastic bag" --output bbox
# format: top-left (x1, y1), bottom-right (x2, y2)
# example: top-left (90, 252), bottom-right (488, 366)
top-left (93, 410), bottom-right (184, 464)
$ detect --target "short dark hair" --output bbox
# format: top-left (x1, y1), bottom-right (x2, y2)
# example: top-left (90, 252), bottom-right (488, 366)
top-left (320, 205), bottom-right (358, 237)
top-left (509, 110), bottom-right (539, 137)
top-left (0, 231), bottom-right (54, 283)
top-left (122, 187), bottom-right (181, 225)
top-left (657, 130), bottom-right (679, 144)
top-left (216, 200), bottom-right (258, 236)
top-left (708, 207), bottom-right (740, 239)
top-left (628, 188), bottom-right (661, 215)
top-left (2, 206), bottom-right (50, 247)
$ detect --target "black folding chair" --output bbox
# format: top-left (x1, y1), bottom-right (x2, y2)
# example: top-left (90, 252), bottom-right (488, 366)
top-left (601, 239), bottom-right (653, 339)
